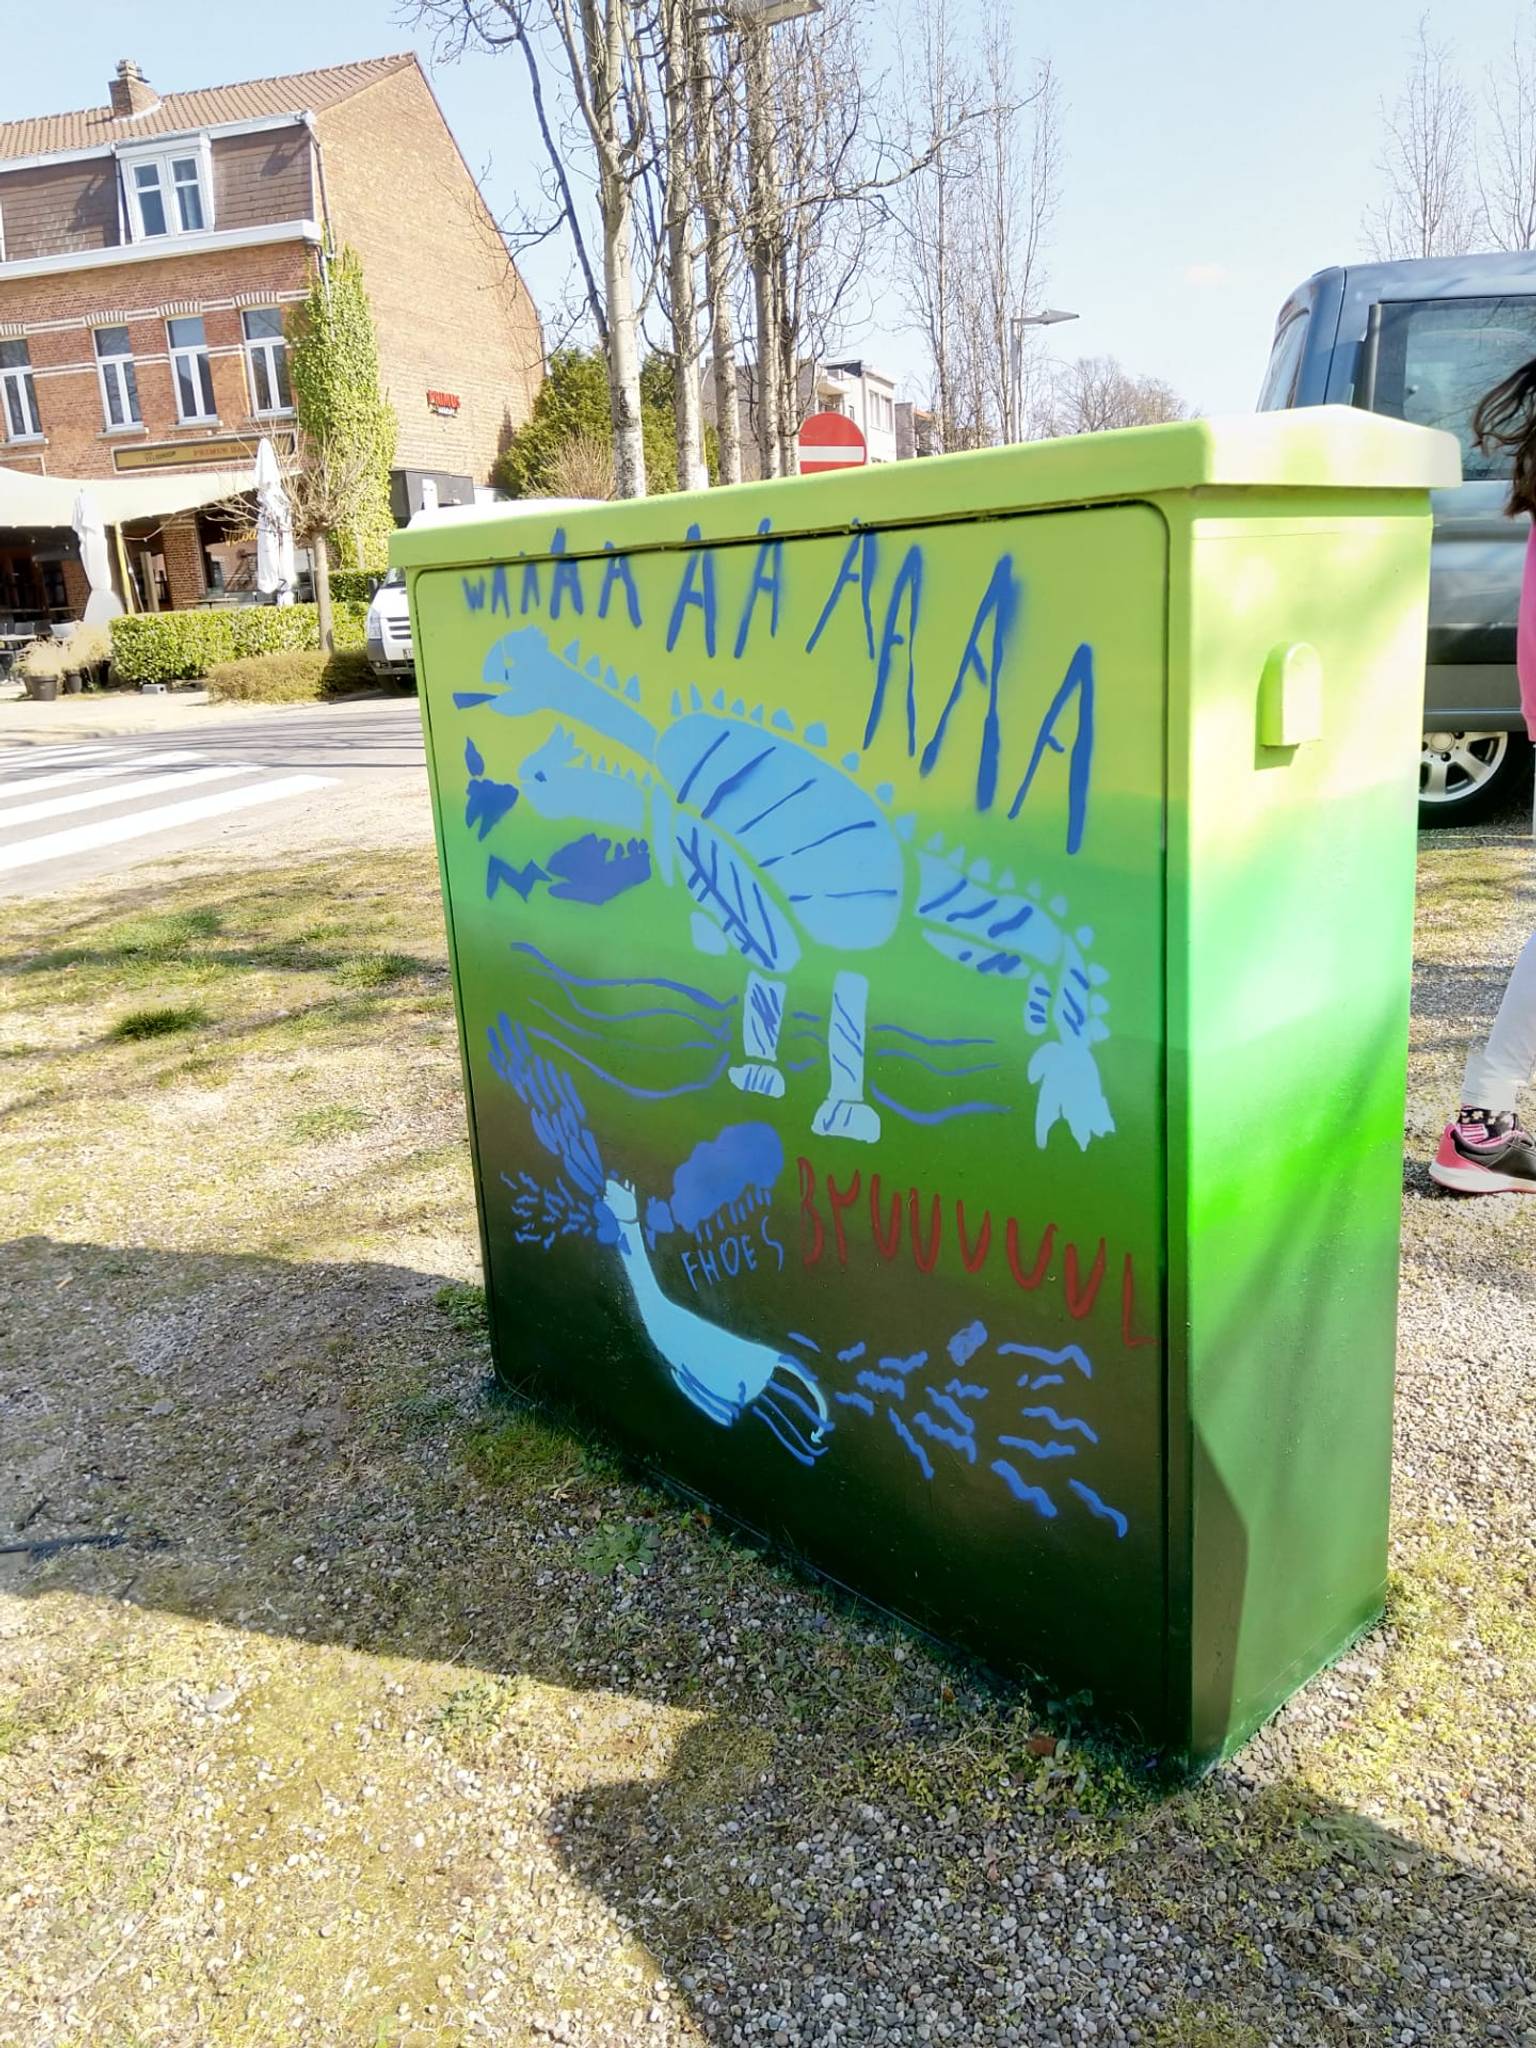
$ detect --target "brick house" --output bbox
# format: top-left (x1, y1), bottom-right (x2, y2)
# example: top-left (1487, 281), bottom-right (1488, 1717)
top-left (0, 54), bottom-right (542, 617)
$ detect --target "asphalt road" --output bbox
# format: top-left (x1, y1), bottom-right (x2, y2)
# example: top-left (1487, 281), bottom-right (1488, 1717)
top-left (0, 699), bottom-right (432, 899)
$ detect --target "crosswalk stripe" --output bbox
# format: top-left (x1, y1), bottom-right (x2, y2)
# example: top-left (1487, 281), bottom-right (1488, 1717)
top-left (0, 763), bottom-right (253, 828)
top-left (0, 774), bottom-right (339, 874)
top-left (0, 751), bottom-right (205, 797)
top-left (0, 745), bottom-right (136, 780)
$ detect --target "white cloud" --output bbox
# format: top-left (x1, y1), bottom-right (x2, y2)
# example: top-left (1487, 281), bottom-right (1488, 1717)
top-left (1183, 263), bottom-right (1233, 288)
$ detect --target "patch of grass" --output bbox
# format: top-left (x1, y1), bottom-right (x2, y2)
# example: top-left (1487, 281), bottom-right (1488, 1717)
top-left (1149, 2003), bottom-right (1265, 2048)
top-left (462, 1407), bottom-right (587, 1497)
top-left (289, 1103), bottom-right (374, 1142)
top-left (108, 907), bottom-right (222, 958)
top-left (338, 951), bottom-right (419, 989)
top-left (434, 1281), bottom-right (488, 1337)
top-left (108, 1003), bottom-right (208, 1041)
top-left (392, 1389), bottom-right (459, 1435)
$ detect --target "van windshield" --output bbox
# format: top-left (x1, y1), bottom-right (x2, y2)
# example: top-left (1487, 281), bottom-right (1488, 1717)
top-left (1257, 310), bottom-right (1310, 410)
top-left (1369, 295), bottom-right (1536, 479)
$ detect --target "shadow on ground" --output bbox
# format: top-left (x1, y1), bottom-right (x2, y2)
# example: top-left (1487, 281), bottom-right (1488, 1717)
top-left (3, 1232), bottom-right (1530, 2047)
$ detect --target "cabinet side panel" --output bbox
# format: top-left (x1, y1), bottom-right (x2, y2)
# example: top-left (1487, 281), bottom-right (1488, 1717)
top-left (1168, 499), bottom-right (1430, 1763)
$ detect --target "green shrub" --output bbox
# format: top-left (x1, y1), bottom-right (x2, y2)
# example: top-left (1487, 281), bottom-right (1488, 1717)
top-left (205, 648), bottom-right (374, 703)
top-left (109, 602), bottom-right (368, 686)
top-left (329, 569), bottom-right (388, 605)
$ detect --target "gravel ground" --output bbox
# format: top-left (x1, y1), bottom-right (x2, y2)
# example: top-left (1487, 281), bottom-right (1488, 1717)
top-left (0, 813), bottom-right (1532, 2048)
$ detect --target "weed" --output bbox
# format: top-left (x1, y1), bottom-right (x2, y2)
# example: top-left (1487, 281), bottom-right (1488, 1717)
top-left (392, 1390), bottom-right (459, 1435)
top-left (290, 1104), bottom-right (374, 1142)
top-left (579, 1519), bottom-right (659, 1577)
top-left (434, 1281), bottom-right (488, 1337)
top-left (109, 1003), bottom-right (208, 1042)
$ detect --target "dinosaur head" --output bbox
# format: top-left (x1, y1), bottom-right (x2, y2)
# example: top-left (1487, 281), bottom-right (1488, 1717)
top-left (480, 626), bottom-right (659, 763)
top-left (518, 725), bottom-right (648, 832)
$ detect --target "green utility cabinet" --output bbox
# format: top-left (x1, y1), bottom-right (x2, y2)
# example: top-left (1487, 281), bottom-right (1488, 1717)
top-left (395, 409), bottom-right (1457, 1768)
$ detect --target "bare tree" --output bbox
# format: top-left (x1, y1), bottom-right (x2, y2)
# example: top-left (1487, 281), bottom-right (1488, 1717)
top-left (1365, 14), bottom-right (1478, 261)
top-left (689, 18), bottom-right (745, 482)
top-left (1479, 7), bottom-right (1536, 250)
top-left (893, 0), bottom-right (1058, 453)
top-left (417, 0), bottom-right (653, 496)
top-left (1037, 356), bottom-right (1188, 436)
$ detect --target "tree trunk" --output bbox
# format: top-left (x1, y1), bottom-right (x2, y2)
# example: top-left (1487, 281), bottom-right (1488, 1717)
top-left (744, 26), bottom-right (782, 479)
top-left (690, 26), bottom-right (741, 485)
top-left (312, 531), bottom-right (334, 655)
top-left (585, 0), bottom-right (647, 498)
top-left (662, 0), bottom-right (708, 491)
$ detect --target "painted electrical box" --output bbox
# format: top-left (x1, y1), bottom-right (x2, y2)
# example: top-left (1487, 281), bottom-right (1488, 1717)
top-left (396, 409), bottom-right (1457, 1769)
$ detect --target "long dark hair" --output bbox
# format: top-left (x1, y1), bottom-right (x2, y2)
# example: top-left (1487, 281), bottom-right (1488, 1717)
top-left (1473, 360), bottom-right (1536, 516)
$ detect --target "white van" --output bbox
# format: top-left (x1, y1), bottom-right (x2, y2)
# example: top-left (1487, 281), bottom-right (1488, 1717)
top-left (366, 498), bottom-right (596, 681)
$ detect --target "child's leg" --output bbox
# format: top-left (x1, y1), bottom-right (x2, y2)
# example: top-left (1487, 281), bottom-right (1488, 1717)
top-left (1460, 929), bottom-right (1536, 1114)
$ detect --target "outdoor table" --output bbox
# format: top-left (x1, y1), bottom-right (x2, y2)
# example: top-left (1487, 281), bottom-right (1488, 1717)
top-left (395, 408), bottom-right (1457, 1768)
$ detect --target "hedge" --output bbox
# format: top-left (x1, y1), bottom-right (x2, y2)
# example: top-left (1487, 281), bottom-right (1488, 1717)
top-left (329, 569), bottom-right (388, 605)
top-left (206, 649), bottom-right (375, 703)
top-left (110, 602), bottom-right (367, 686)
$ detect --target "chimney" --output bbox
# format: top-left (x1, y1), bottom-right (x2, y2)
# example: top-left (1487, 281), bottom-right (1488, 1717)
top-left (109, 60), bottom-right (160, 118)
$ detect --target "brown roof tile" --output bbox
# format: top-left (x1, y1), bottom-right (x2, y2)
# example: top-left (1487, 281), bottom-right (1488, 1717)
top-left (0, 54), bottom-right (416, 162)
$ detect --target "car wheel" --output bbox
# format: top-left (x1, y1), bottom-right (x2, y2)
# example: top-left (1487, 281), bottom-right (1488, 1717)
top-left (1418, 729), bottom-right (1531, 826)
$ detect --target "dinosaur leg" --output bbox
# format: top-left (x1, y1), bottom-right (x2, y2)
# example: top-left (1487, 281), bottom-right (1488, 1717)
top-left (814, 970), bottom-right (881, 1144)
top-left (729, 970), bottom-right (787, 1099)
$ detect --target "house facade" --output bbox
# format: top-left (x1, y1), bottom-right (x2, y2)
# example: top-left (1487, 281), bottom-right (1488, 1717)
top-left (0, 54), bottom-right (541, 615)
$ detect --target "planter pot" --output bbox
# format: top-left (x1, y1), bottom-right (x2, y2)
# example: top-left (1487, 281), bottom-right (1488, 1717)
top-left (26, 676), bottom-right (58, 702)
top-left (62, 671), bottom-right (84, 695)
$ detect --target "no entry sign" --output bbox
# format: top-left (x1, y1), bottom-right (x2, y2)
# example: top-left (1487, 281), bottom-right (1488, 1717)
top-left (798, 410), bottom-right (868, 474)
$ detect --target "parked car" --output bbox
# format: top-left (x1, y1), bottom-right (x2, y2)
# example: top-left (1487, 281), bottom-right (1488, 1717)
top-left (1260, 252), bottom-right (1536, 823)
top-left (367, 498), bottom-right (595, 683)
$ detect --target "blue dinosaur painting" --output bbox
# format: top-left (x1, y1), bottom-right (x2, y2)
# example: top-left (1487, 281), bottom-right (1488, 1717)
top-left (473, 626), bottom-right (1114, 1151)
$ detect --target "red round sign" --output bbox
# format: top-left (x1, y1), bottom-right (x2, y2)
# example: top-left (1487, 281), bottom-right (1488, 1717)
top-left (797, 409), bottom-right (868, 473)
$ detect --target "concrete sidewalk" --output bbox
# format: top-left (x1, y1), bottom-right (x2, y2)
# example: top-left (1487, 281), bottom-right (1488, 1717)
top-left (0, 683), bottom-right (400, 744)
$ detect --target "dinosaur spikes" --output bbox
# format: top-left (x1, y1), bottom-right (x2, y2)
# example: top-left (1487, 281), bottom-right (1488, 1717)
top-left (841, 752), bottom-right (860, 771)
top-left (731, 698), bottom-right (746, 716)
top-left (605, 665), bottom-right (622, 694)
top-left (875, 782), bottom-right (894, 805)
top-left (563, 640), bottom-right (582, 663)
top-left (1050, 895), bottom-right (1068, 917)
top-left (1075, 925), bottom-right (1095, 948)
top-left (950, 845), bottom-right (966, 869)
top-left (926, 832), bottom-right (946, 853)
top-left (770, 709), bottom-right (795, 734)
top-left (625, 677), bottom-right (641, 702)
top-left (804, 720), bottom-right (829, 748)
top-left (968, 858), bottom-right (992, 883)
top-left (712, 688), bottom-right (727, 709)
top-left (691, 684), bottom-right (705, 711)
top-left (894, 814), bottom-right (917, 841)
top-left (586, 656), bottom-right (603, 680)
top-left (750, 704), bottom-right (766, 725)
top-left (671, 690), bottom-right (683, 717)
top-left (997, 869), bottom-right (1016, 891)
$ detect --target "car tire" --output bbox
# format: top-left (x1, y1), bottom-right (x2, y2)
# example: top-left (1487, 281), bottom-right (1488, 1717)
top-left (1418, 729), bottom-right (1533, 827)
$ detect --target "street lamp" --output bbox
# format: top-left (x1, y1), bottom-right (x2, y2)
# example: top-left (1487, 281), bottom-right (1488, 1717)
top-left (1010, 308), bottom-right (1079, 442)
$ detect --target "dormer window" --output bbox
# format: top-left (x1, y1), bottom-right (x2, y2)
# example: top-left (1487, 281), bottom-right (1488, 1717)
top-left (121, 141), bottom-right (214, 242)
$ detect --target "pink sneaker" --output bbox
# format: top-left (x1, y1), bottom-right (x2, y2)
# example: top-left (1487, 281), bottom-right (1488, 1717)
top-left (1429, 1110), bottom-right (1536, 1195)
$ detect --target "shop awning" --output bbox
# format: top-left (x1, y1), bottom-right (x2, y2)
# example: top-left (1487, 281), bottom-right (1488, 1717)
top-left (0, 462), bottom-right (258, 530)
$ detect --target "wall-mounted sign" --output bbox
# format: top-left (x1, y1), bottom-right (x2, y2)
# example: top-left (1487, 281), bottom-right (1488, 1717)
top-left (112, 433), bottom-right (295, 473)
top-left (427, 389), bottom-right (461, 416)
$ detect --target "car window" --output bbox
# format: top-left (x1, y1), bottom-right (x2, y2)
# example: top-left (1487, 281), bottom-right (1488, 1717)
top-left (1257, 310), bottom-right (1310, 410)
top-left (1370, 295), bottom-right (1536, 480)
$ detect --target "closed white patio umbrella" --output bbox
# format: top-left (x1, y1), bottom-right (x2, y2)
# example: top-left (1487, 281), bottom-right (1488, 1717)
top-left (72, 489), bottom-right (122, 625)
top-left (254, 436), bottom-right (296, 606)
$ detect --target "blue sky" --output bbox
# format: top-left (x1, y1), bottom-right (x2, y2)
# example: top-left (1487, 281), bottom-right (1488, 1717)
top-left (1, 0), bottom-right (1526, 414)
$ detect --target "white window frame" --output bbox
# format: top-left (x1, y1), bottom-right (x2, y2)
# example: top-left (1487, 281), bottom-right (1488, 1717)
top-left (241, 306), bottom-right (293, 417)
top-left (93, 325), bottom-right (143, 432)
top-left (167, 315), bottom-right (218, 424)
top-left (0, 339), bottom-right (42, 442)
top-left (119, 138), bottom-right (215, 243)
